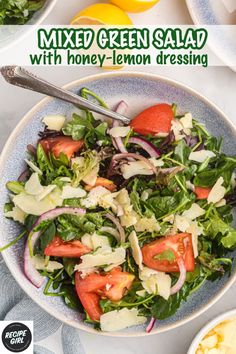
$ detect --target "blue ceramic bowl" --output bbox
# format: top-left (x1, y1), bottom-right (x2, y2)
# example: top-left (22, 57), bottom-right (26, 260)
top-left (0, 72), bottom-right (236, 336)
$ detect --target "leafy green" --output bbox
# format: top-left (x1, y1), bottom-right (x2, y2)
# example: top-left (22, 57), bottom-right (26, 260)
top-left (203, 211), bottom-right (236, 248)
top-left (174, 140), bottom-right (191, 165)
top-left (0, 0), bottom-right (46, 25)
top-left (145, 190), bottom-right (193, 219)
top-left (194, 156), bottom-right (236, 187)
top-left (72, 150), bottom-right (100, 187)
top-left (151, 284), bottom-right (190, 320)
top-left (154, 250), bottom-right (176, 262)
top-left (34, 222), bottom-right (56, 255)
top-left (6, 181), bottom-right (24, 194)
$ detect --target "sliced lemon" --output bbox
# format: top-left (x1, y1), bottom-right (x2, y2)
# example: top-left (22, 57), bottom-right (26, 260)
top-left (110, 0), bottom-right (160, 13)
top-left (70, 3), bottom-right (132, 25)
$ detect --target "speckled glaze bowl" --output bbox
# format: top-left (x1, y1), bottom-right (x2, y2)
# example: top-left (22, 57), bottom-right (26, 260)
top-left (0, 72), bottom-right (236, 336)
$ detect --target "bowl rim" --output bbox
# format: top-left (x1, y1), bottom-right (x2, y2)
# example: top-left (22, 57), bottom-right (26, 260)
top-left (185, 0), bottom-right (236, 72)
top-left (187, 308), bottom-right (236, 353)
top-left (0, 0), bottom-right (58, 53)
top-left (1, 70), bottom-right (236, 337)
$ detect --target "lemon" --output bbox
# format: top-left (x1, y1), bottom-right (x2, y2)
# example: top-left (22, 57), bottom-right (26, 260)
top-left (70, 3), bottom-right (132, 25)
top-left (110, 0), bottom-right (160, 13)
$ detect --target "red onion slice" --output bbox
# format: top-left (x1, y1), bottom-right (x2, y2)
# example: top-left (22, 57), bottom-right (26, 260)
top-left (110, 101), bottom-right (129, 153)
top-left (105, 213), bottom-right (126, 243)
top-left (112, 153), bottom-right (158, 175)
top-left (129, 137), bottom-right (161, 158)
top-left (24, 207), bottom-right (86, 288)
top-left (170, 258), bottom-right (186, 295)
top-left (146, 317), bottom-right (156, 333)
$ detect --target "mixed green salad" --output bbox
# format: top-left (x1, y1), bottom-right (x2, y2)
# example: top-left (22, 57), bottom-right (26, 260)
top-left (3, 88), bottom-right (236, 332)
top-left (0, 0), bottom-right (46, 24)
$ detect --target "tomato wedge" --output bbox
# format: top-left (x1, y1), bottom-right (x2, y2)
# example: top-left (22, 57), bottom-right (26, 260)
top-left (39, 136), bottom-right (84, 160)
top-left (130, 104), bottom-right (174, 136)
top-left (75, 267), bottom-right (134, 321)
top-left (194, 186), bottom-right (211, 200)
top-left (141, 233), bottom-right (195, 272)
top-left (85, 177), bottom-right (117, 192)
top-left (44, 236), bottom-right (90, 258)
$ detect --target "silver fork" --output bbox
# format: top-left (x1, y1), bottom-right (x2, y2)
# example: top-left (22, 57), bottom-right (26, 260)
top-left (0, 66), bottom-right (130, 124)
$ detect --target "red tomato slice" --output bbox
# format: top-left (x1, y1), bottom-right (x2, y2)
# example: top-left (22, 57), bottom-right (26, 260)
top-left (44, 236), bottom-right (90, 258)
top-left (103, 267), bottom-right (134, 301)
top-left (39, 136), bottom-right (84, 160)
top-left (141, 233), bottom-right (195, 272)
top-left (130, 104), bottom-right (174, 136)
top-left (194, 186), bottom-right (211, 200)
top-left (75, 267), bottom-right (134, 321)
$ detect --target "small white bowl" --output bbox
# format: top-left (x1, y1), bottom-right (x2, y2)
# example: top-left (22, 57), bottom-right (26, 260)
top-left (187, 309), bottom-right (236, 353)
top-left (0, 0), bottom-right (58, 52)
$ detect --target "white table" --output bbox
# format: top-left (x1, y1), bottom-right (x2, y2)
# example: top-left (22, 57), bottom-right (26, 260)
top-left (0, 0), bottom-right (236, 353)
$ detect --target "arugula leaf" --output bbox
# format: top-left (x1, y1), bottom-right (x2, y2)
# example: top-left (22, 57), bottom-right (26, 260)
top-left (203, 211), bottom-right (236, 249)
top-left (154, 250), bottom-right (176, 262)
top-left (34, 222), bottom-right (56, 255)
top-left (174, 140), bottom-right (191, 165)
top-left (145, 190), bottom-right (193, 219)
top-left (194, 156), bottom-right (236, 187)
top-left (60, 284), bottom-right (83, 311)
top-left (151, 284), bottom-right (190, 320)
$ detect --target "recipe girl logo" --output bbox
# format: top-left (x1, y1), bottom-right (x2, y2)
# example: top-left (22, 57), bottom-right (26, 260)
top-left (0, 321), bottom-right (33, 353)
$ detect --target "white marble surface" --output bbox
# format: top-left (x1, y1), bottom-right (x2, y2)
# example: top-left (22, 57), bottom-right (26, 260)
top-left (0, 0), bottom-right (236, 353)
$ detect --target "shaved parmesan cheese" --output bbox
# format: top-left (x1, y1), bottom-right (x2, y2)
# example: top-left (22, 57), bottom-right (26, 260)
top-left (4, 206), bottom-right (26, 224)
top-left (109, 126), bottom-right (130, 138)
top-left (163, 214), bottom-right (175, 223)
top-left (25, 173), bottom-right (43, 195)
top-left (81, 233), bottom-right (110, 251)
top-left (149, 157), bottom-right (164, 167)
top-left (61, 186), bottom-right (86, 199)
top-left (216, 198), bottom-right (226, 207)
top-left (71, 156), bottom-right (84, 168)
top-left (81, 186), bottom-right (110, 208)
top-left (171, 120), bottom-right (185, 141)
top-left (139, 267), bottom-right (171, 300)
top-left (24, 159), bottom-right (42, 175)
top-left (129, 231), bottom-right (143, 270)
top-left (59, 177), bottom-right (71, 182)
top-left (79, 268), bottom-right (98, 279)
top-left (100, 227), bottom-right (120, 241)
top-left (135, 216), bottom-right (160, 233)
top-left (75, 247), bottom-right (126, 272)
top-left (82, 164), bottom-right (100, 186)
top-left (189, 150), bottom-right (216, 163)
top-left (174, 215), bottom-right (191, 232)
top-left (36, 185), bottom-right (57, 201)
top-left (156, 132), bottom-right (169, 138)
top-left (186, 180), bottom-right (195, 191)
top-left (116, 189), bottom-right (138, 227)
top-left (13, 187), bottom-right (62, 216)
top-left (182, 203), bottom-right (205, 220)
top-left (180, 113), bottom-right (193, 129)
top-left (186, 221), bottom-right (203, 258)
top-left (42, 114), bottom-right (65, 131)
top-left (33, 255), bottom-right (63, 272)
top-left (136, 290), bottom-right (146, 297)
top-left (208, 177), bottom-right (226, 204)
top-left (121, 160), bottom-right (153, 179)
top-left (140, 189), bottom-right (152, 201)
top-left (100, 308), bottom-right (147, 332)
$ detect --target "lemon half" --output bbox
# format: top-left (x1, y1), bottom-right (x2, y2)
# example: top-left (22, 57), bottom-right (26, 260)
top-left (70, 3), bottom-right (133, 25)
top-left (110, 0), bottom-right (160, 13)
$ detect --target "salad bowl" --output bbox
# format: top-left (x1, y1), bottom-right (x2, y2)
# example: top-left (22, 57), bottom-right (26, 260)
top-left (1, 71), bottom-right (236, 336)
